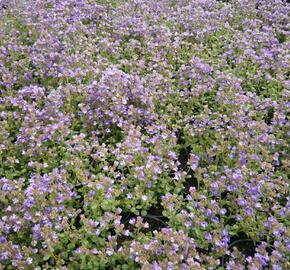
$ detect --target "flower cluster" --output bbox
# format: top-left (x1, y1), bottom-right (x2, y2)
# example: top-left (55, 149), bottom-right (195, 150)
top-left (0, 0), bottom-right (289, 269)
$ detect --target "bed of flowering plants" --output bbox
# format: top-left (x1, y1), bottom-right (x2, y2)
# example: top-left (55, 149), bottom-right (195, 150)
top-left (0, 0), bottom-right (289, 269)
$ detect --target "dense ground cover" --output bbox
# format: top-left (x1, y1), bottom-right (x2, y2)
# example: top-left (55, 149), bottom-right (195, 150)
top-left (0, 0), bottom-right (289, 269)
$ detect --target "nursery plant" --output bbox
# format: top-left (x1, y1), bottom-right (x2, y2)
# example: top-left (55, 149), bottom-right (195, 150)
top-left (0, 0), bottom-right (289, 269)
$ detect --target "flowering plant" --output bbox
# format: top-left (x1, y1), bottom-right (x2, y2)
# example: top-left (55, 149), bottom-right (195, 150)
top-left (0, 0), bottom-right (289, 269)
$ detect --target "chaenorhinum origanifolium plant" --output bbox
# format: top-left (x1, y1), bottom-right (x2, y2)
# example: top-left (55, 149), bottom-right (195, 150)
top-left (0, 0), bottom-right (289, 269)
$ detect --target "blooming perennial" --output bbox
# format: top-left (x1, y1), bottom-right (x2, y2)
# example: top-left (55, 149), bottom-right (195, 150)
top-left (0, 0), bottom-right (289, 269)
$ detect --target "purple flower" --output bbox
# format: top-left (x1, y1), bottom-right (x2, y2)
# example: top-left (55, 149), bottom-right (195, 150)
top-left (189, 153), bottom-right (199, 171)
top-left (151, 261), bottom-right (162, 270)
top-left (237, 198), bottom-right (247, 207)
top-left (245, 208), bottom-right (254, 216)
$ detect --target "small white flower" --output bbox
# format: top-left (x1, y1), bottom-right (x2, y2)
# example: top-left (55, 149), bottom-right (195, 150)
top-left (26, 257), bottom-right (33, 265)
top-left (106, 248), bottom-right (114, 256)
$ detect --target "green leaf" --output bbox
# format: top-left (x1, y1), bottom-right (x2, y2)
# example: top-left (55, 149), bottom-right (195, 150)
top-left (43, 254), bottom-right (51, 261)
